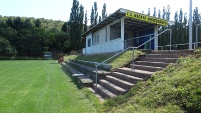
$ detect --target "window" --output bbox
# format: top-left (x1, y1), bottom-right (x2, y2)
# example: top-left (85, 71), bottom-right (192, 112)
top-left (88, 38), bottom-right (91, 47)
top-left (92, 34), bottom-right (99, 45)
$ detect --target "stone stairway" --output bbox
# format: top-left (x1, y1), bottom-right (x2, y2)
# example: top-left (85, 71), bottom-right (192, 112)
top-left (92, 50), bottom-right (193, 99)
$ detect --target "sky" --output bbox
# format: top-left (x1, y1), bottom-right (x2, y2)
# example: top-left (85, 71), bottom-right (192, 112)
top-left (0, 0), bottom-right (200, 22)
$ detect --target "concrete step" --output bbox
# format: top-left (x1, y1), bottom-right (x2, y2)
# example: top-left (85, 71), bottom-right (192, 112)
top-left (116, 67), bottom-right (153, 79)
top-left (140, 57), bottom-right (178, 63)
top-left (151, 50), bottom-right (193, 55)
top-left (146, 54), bottom-right (180, 58)
top-left (111, 72), bottom-right (143, 84)
top-left (130, 64), bottom-right (164, 72)
top-left (87, 87), bottom-right (105, 102)
top-left (99, 79), bottom-right (127, 95)
top-left (61, 62), bottom-right (84, 76)
top-left (135, 61), bottom-right (169, 68)
top-left (105, 75), bottom-right (135, 90)
top-left (92, 83), bottom-right (116, 99)
top-left (66, 61), bottom-right (109, 81)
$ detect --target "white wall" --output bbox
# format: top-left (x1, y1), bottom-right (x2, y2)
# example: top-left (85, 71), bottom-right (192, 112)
top-left (86, 38), bottom-right (122, 54)
top-left (99, 28), bottom-right (107, 43)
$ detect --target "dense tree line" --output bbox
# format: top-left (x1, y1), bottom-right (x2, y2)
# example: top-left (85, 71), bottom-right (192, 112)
top-left (0, 16), bottom-right (70, 57)
top-left (156, 6), bottom-right (201, 49)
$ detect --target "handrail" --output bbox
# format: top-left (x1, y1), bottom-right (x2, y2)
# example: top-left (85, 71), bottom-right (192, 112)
top-left (159, 42), bottom-right (201, 50)
top-left (94, 28), bottom-right (172, 92)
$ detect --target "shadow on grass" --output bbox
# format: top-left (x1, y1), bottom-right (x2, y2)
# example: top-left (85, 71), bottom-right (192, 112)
top-left (60, 66), bottom-right (83, 90)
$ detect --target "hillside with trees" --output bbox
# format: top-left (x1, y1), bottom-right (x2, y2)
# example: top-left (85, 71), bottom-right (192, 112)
top-left (0, 16), bottom-right (69, 58)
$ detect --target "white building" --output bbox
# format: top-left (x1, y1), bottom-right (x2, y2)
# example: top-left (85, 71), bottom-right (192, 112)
top-left (82, 8), bottom-right (172, 54)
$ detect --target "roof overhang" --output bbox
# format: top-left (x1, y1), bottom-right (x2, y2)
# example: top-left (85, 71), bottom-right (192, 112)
top-left (81, 8), bottom-right (174, 37)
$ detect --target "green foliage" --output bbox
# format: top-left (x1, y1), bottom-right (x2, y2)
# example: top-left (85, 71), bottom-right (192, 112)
top-left (90, 6), bottom-right (95, 28)
top-left (0, 36), bottom-right (16, 56)
top-left (159, 7), bottom-right (200, 49)
top-left (102, 3), bottom-right (107, 20)
top-left (94, 2), bottom-right (98, 25)
top-left (0, 16), bottom-right (69, 57)
top-left (84, 11), bottom-right (88, 32)
top-left (102, 51), bottom-right (201, 113)
top-left (69, 0), bottom-right (84, 51)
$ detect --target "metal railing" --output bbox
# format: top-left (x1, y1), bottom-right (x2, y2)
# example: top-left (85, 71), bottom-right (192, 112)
top-left (94, 28), bottom-right (172, 92)
top-left (124, 34), bottom-right (154, 49)
top-left (159, 42), bottom-right (201, 50)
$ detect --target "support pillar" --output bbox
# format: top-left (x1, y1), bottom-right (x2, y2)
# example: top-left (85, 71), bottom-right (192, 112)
top-left (189, 0), bottom-right (193, 49)
top-left (154, 26), bottom-right (158, 50)
top-left (106, 26), bottom-right (110, 42)
top-left (121, 18), bottom-right (125, 50)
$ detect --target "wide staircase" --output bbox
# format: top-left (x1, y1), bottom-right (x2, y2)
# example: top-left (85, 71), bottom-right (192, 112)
top-left (62, 50), bottom-right (193, 99)
top-left (92, 50), bottom-right (192, 99)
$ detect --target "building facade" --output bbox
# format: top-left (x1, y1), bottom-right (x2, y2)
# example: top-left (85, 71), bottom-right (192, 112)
top-left (82, 8), bottom-right (171, 54)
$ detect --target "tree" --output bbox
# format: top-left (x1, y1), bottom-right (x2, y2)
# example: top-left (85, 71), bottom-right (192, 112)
top-left (0, 36), bottom-right (15, 56)
top-left (183, 13), bottom-right (188, 43)
top-left (153, 7), bottom-right (157, 17)
top-left (166, 5), bottom-right (171, 20)
top-left (69, 0), bottom-right (84, 51)
top-left (90, 6), bottom-right (94, 28)
top-left (193, 7), bottom-right (200, 42)
top-left (173, 11), bottom-right (178, 44)
top-left (34, 19), bottom-right (42, 27)
top-left (162, 6), bottom-right (166, 19)
top-left (13, 17), bottom-right (24, 30)
top-left (84, 11), bottom-right (88, 32)
top-left (178, 8), bottom-right (184, 43)
top-left (99, 16), bottom-right (101, 23)
top-left (61, 22), bottom-right (68, 32)
top-left (24, 18), bottom-right (35, 29)
top-left (193, 7), bottom-right (200, 25)
top-left (147, 8), bottom-right (150, 16)
top-left (77, 5), bottom-right (84, 50)
top-left (179, 8), bottom-right (183, 23)
top-left (158, 9), bottom-right (161, 18)
top-left (102, 3), bottom-right (107, 20)
top-left (94, 2), bottom-right (98, 25)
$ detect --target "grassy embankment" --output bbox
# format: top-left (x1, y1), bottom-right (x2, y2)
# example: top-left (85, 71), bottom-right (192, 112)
top-left (65, 50), bottom-right (144, 69)
top-left (102, 49), bottom-right (201, 113)
top-left (0, 60), bottom-right (98, 113)
top-left (65, 49), bottom-right (201, 113)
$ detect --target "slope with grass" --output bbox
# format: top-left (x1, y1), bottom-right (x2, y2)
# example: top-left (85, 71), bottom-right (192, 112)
top-left (65, 50), bottom-right (144, 69)
top-left (0, 60), bottom-right (97, 113)
top-left (102, 50), bottom-right (201, 113)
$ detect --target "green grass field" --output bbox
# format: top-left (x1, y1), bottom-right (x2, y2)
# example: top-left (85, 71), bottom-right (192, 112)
top-left (0, 60), bottom-right (97, 113)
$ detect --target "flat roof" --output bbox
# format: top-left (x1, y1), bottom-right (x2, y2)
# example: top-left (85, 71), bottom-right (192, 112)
top-left (82, 8), bottom-right (172, 37)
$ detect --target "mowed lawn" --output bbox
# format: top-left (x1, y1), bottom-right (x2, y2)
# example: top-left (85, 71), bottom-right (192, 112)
top-left (0, 60), bottom-right (96, 113)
